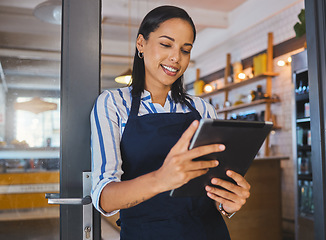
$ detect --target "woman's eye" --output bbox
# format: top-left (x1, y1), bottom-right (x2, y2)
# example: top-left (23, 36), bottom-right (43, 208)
top-left (160, 43), bottom-right (170, 47)
top-left (182, 49), bottom-right (191, 54)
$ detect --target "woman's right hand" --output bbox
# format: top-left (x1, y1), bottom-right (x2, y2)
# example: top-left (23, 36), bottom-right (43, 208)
top-left (154, 120), bottom-right (225, 192)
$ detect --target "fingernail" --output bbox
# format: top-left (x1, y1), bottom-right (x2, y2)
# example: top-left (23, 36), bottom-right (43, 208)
top-left (206, 186), bottom-right (212, 191)
top-left (211, 178), bottom-right (218, 184)
top-left (192, 120), bottom-right (198, 126)
top-left (226, 170), bottom-right (232, 176)
top-left (219, 144), bottom-right (225, 151)
top-left (215, 161), bottom-right (219, 166)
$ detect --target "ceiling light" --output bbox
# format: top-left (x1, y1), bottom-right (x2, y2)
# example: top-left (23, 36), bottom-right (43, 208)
top-left (115, 0), bottom-right (132, 85)
top-left (34, 0), bottom-right (62, 25)
top-left (115, 68), bottom-right (132, 85)
top-left (14, 97), bottom-right (58, 114)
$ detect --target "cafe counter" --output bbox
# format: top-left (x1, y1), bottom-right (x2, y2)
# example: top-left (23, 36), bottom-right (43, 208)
top-left (0, 147), bottom-right (59, 220)
top-left (224, 156), bottom-right (289, 240)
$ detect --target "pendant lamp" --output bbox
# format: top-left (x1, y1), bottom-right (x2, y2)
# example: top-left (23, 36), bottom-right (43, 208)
top-left (33, 0), bottom-right (62, 25)
top-left (115, 0), bottom-right (132, 85)
top-left (14, 97), bottom-right (58, 114)
top-left (115, 68), bottom-right (132, 85)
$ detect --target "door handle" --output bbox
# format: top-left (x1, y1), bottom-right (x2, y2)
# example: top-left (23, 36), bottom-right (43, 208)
top-left (46, 172), bottom-right (93, 240)
top-left (45, 193), bottom-right (92, 205)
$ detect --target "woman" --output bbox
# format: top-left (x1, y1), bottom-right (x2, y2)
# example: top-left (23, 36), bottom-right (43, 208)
top-left (91, 5), bottom-right (250, 239)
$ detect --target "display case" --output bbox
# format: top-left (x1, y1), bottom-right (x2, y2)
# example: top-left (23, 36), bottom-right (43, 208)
top-left (0, 147), bottom-right (59, 220)
top-left (292, 50), bottom-right (314, 240)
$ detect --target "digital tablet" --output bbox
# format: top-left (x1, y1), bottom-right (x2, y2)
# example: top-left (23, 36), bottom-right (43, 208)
top-left (170, 118), bottom-right (273, 197)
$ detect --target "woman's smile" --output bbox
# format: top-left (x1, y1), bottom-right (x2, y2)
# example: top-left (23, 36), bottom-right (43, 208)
top-left (161, 64), bottom-right (179, 76)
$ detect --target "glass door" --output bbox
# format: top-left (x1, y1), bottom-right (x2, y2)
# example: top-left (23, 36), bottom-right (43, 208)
top-left (0, 0), bottom-right (61, 239)
top-left (0, 0), bottom-right (104, 239)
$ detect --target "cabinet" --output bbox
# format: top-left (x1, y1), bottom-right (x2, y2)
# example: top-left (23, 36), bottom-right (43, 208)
top-left (200, 32), bottom-right (279, 156)
top-left (292, 50), bottom-right (314, 240)
top-left (0, 147), bottom-right (59, 220)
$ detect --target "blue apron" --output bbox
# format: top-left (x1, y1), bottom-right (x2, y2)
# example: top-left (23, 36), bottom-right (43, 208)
top-left (119, 94), bottom-right (230, 240)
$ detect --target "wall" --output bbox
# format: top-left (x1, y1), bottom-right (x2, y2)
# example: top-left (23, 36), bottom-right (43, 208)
top-left (185, 1), bottom-right (305, 83)
top-left (185, 1), bottom-right (306, 236)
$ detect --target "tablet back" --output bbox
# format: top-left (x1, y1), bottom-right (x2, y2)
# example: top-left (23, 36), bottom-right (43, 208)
top-left (170, 119), bottom-right (273, 197)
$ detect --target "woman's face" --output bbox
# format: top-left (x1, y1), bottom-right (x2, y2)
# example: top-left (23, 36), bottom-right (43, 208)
top-left (137, 18), bottom-right (194, 92)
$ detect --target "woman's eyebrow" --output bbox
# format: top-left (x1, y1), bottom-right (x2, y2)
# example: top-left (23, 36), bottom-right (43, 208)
top-left (159, 35), bottom-right (193, 47)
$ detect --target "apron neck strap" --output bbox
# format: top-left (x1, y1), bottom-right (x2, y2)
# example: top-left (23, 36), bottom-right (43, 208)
top-left (130, 94), bottom-right (200, 118)
top-left (130, 94), bottom-right (141, 117)
top-left (184, 98), bottom-right (196, 112)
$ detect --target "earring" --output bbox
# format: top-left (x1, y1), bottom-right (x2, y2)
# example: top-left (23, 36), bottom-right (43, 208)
top-left (138, 51), bottom-right (144, 59)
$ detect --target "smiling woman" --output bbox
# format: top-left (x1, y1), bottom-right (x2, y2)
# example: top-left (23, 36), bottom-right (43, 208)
top-left (136, 18), bottom-right (194, 105)
top-left (130, 6), bottom-right (197, 106)
top-left (91, 5), bottom-right (251, 240)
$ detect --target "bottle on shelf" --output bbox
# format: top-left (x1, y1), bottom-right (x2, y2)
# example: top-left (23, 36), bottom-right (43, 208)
top-left (256, 85), bottom-right (264, 99)
top-left (307, 130), bottom-right (311, 145)
top-left (295, 79), bottom-right (309, 95)
top-left (298, 152), bottom-right (311, 175)
top-left (299, 180), bottom-right (314, 215)
top-left (309, 181), bottom-right (314, 214)
top-left (248, 90), bottom-right (256, 102)
top-left (304, 102), bottom-right (310, 117)
top-left (297, 126), bottom-right (304, 146)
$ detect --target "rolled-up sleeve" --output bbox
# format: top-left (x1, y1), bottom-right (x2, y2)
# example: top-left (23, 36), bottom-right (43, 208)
top-left (90, 90), bottom-right (123, 216)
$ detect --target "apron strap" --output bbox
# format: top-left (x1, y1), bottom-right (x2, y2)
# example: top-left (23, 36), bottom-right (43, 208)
top-left (130, 94), bottom-right (201, 119)
top-left (184, 98), bottom-right (196, 112)
top-left (184, 97), bottom-right (202, 120)
top-left (130, 94), bottom-right (141, 117)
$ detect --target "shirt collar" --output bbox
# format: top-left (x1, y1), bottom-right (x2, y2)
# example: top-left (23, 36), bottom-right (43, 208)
top-left (141, 89), bottom-right (173, 104)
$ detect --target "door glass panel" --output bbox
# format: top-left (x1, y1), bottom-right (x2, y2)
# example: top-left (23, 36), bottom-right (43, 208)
top-left (0, 1), bottom-right (60, 239)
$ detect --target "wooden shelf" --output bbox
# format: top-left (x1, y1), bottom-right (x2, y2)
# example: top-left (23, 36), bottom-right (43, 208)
top-left (197, 33), bottom-right (277, 157)
top-left (200, 72), bottom-right (279, 98)
top-left (216, 98), bottom-right (280, 114)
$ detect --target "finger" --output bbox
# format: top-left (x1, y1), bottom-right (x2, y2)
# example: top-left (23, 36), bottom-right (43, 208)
top-left (187, 169), bottom-right (211, 182)
top-left (210, 178), bottom-right (244, 197)
top-left (206, 191), bottom-right (237, 210)
top-left (171, 120), bottom-right (199, 152)
top-left (208, 194), bottom-right (242, 213)
top-left (184, 159), bottom-right (219, 172)
top-left (226, 170), bottom-right (251, 190)
top-left (206, 191), bottom-right (229, 204)
top-left (176, 168), bottom-right (210, 187)
top-left (185, 144), bottom-right (225, 160)
top-left (205, 185), bottom-right (237, 203)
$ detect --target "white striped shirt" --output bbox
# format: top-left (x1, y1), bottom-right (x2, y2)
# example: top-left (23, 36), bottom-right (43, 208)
top-left (90, 86), bottom-right (218, 216)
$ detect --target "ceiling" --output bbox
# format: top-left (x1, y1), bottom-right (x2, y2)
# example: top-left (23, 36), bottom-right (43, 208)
top-left (0, 0), bottom-right (247, 92)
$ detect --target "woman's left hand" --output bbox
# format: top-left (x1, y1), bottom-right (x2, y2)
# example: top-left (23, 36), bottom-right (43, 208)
top-left (205, 170), bottom-right (251, 214)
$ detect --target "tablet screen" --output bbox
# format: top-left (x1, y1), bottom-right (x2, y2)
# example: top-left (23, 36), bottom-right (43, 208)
top-left (170, 119), bottom-right (273, 197)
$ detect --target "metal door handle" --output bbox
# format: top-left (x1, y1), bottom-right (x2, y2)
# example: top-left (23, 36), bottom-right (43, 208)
top-left (46, 172), bottom-right (93, 240)
top-left (45, 193), bottom-right (92, 205)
